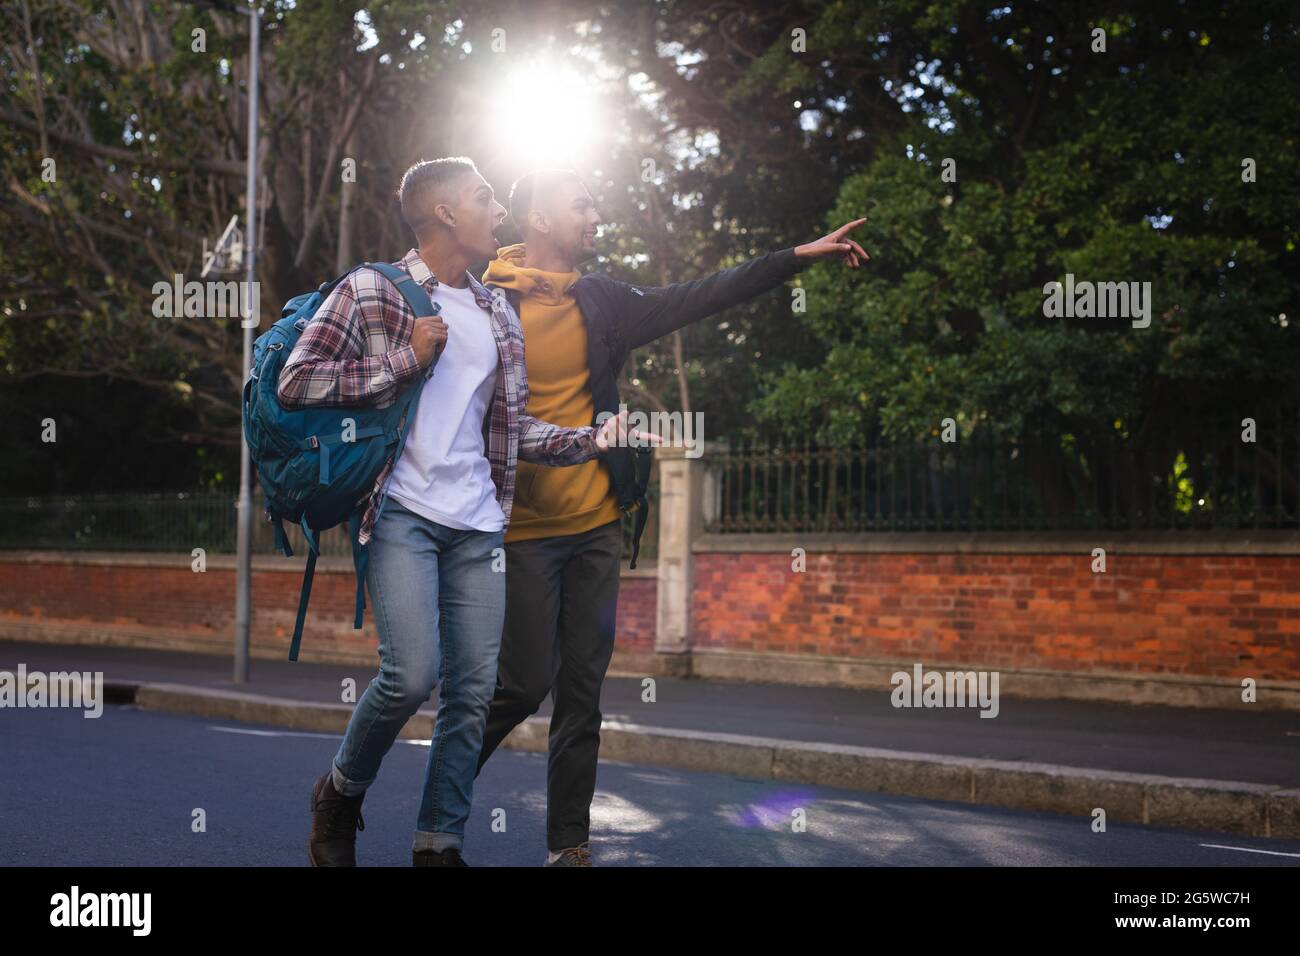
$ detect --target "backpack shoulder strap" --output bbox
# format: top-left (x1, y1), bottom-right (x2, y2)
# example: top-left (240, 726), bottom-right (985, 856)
top-left (331, 261), bottom-right (441, 650)
top-left (363, 261), bottom-right (439, 318)
top-left (627, 446), bottom-right (653, 569)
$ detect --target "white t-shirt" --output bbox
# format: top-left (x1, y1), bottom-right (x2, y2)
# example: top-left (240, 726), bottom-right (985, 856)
top-left (385, 280), bottom-right (506, 532)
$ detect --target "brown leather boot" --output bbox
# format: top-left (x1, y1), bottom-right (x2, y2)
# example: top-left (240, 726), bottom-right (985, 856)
top-left (412, 847), bottom-right (468, 867)
top-left (308, 772), bottom-right (366, 866)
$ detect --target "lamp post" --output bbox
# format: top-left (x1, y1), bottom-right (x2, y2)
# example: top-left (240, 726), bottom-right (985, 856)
top-left (234, 2), bottom-right (260, 684)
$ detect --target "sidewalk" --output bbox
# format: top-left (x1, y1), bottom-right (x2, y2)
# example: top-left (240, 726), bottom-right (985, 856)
top-left (4, 639), bottom-right (1299, 839)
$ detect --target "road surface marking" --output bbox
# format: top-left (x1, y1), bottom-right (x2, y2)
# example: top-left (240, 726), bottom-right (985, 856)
top-left (1198, 843), bottom-right (1300, 858)
top-left (208, 725), bottom-right (338, 740)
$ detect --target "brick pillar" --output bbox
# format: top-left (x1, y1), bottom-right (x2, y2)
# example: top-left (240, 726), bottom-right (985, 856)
top-left (653, 443), bottom-right (716, 654)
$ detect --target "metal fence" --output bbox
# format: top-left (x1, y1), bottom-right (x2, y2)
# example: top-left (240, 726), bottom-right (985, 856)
top-left (5, 416), bottom-right (1292, 552)
top-left (0, 492), bottom-right (247, 552)
top-left (706, 416), bottom-right (1300, 534)
top-left (0, 476), bottom-right (661, 562)
top-left (0, 491), bottom-right (346, 555)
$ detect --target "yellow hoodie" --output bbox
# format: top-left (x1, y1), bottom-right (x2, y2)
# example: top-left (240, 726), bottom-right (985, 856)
top-left (484, 243), bottom-right (622, 542)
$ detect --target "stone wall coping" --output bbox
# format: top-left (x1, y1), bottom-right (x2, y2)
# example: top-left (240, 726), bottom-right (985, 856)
top-left (11, 529), bottom-right (1300, 567)
top-left (693, 530), bottom-right (1300, 556)
top-left (0, 550), bottom-right (659, 578)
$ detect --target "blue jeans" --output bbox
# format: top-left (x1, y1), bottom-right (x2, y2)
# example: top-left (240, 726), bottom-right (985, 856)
top-left (330, 497), bottom-right (505, 852)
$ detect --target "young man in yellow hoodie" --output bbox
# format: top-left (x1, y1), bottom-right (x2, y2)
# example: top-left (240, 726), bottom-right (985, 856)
top-left (476, 168), bottom-right (869, 865)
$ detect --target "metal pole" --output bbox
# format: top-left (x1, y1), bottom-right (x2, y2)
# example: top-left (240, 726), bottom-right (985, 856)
top-left (234, 5), bottom-right (260, 684)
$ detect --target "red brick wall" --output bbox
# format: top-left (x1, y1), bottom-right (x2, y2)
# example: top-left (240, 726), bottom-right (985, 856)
top-left (0, 556), bottom-right (658, 665)
top-left (691, 551), bottom-right (1300, 680)
top-left (6, 550), bottom-right (1299, 681)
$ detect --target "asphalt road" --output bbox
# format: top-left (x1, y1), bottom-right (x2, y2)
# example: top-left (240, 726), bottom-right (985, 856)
top-left (4, 641), bottom-right (1298, 786)
top-left (2, 703), bottom-right (1299, 867)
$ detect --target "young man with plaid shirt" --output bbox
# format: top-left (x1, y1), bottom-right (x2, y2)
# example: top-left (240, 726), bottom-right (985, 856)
top-left (280, 157), bottom-right (646, 867)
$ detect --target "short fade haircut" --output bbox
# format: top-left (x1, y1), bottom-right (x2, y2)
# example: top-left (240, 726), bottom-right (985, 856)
top-left (509, 168), bottom-right (587, 231)
top-left (397, 156), bottom-right (478, 238)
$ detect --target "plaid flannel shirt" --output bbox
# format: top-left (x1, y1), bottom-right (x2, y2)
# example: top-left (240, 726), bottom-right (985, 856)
top-left (277, 248), bottom-right (599, 546)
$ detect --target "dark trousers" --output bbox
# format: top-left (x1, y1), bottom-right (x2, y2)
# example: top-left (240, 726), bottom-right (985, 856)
top-left (474, 517), bottom-right (622, 851)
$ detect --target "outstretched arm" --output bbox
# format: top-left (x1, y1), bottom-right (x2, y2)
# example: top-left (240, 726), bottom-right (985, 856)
top-left (617, 218), bottom-right (870, 351)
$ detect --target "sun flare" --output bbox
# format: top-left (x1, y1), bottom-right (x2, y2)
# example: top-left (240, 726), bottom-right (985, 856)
top-left (492, 59), bottom-right (604, 167)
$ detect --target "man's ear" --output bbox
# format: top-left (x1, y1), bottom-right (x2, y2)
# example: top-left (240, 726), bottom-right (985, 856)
top-left (527, 208), bottom-right (549, 236)
top-left (433, 202), bottom-right (456, 229)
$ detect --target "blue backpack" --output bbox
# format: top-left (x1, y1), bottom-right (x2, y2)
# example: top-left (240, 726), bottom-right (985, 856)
top-left (241, 262), bottom-right (440, 661)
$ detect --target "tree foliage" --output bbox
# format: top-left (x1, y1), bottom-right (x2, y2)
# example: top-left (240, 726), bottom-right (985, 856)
top-left (2, 0), bottom-right (1296, 496)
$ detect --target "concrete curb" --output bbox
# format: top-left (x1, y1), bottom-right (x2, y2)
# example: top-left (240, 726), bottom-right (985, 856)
top-left (117, 681), bottom-right (1300, 841)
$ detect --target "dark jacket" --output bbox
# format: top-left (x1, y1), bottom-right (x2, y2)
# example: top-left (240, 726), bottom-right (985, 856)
top-left (496, 246), bottom-right (806, 563)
